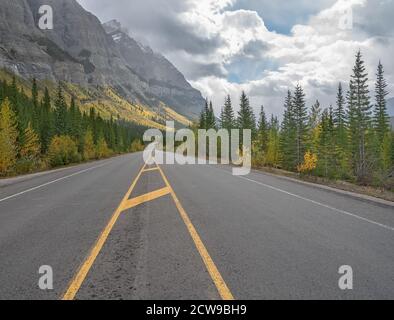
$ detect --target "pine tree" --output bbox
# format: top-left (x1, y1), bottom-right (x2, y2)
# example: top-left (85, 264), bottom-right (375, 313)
top-left (237, 91), bottom-right (256, 136)
top-left (292, 84), bottom-right (309, 168)
top-left (220, 95), bottom-right (235, 130)
top-left (205, 101), bottom-right (216, 129)
top-left (257, 105), bottom-right (268, 152)
top-left (280, 90), bottom-right (297, 170)
top-left (333, 83), bottom-right (350, 178)
top-left (54, 83), bottom-right (68, 136)
top-left (347, 50), bottom-right (373, 182)
top-left (40, 87), bottom-right (53, 153)
top-left (20, 122), bottom-right (41, 160)
top-left (374, 61), bottom-right (390, 142)
top-left (266, 115), bottom-right (280, 167)
top-left (0, 98), bottom-right (18, 173)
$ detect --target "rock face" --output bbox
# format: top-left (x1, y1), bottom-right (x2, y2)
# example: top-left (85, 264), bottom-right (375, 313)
top-left (0, 0), bottom-right (204, 119)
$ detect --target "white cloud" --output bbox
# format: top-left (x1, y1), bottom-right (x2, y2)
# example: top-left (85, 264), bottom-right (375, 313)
top-left (78, 0), bottom-right (394, 117)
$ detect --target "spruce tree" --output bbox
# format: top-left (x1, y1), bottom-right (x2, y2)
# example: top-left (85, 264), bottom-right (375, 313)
top-left (280, 90), bottom-right (297, 170)
top-left (257, 105), bottom-right (268, 152)
top-left (292, 84), bottom-right (309, 168)
top-left (221, 95), bottom-right (235, 130)
top-left (54, 83), bottom-right (68, 136)
top-left (347, 50), bottom-right (373, 182)
top-left (237, 91), bottom-right (256, 136)
top-left (373, 61), bottom-right (390, 144)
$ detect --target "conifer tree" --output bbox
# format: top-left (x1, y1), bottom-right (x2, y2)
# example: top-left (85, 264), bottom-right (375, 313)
top-left (347, 51), bottom-right (373, 182)
top-left (292, 84), bottom-right (308, 168)
top-left (54, 83), bottom-right (68, 136)
top-left (220, 95), bottom-right (235, 130)
top-left (257, 105), bottom-right (268, 152)
top-left (237, 91), bottom-right (256, 136)
top-left (280, 90), bottom-right (297, 170)
top-left (374, 61), bottom-right (390, 142)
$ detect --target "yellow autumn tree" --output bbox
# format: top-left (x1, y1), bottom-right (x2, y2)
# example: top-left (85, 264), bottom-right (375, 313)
top-left (130, 139), bottom-right (144, 153)
top-left (83, 129), bottom-right (95, 160)
top-left (297, 151), bottom-right (318, 175)
top-left (96, 136), bottom-right (111, 159)
top-left (20, 122), bottom-right (41, 159)
top-left (0, 98), bottom-right (18, 174)
top-left (48, 135), bottom-right (79, 167)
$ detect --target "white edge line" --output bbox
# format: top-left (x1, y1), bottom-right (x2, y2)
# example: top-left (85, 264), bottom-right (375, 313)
top-left (210, 166), bottom-right (394, 232)
top-left (0, 161), bottom-right (111, 203)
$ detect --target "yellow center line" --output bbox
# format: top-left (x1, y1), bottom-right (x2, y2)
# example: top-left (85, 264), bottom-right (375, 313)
top-left (156, 164), bottom-right (235, 301)
top-left (62, 162), bottom-right (148, 301)
top-left (121, 187), bottom-right (171, 211)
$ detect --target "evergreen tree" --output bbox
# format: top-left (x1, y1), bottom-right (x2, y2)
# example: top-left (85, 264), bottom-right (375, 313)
top-left (40, 87), bottom-right (53, 153)
top-left (374, 61), bottom-right (390, 141)
top-left (220, 95), bottom-right (235, 130)
top-left (54, 83), bottom-right (68, 136)
top-left (257, 105), bottom-right (268, 152)
top-left (292, 84), bottom-right (309, 168)
top-left (205, 101), bottom-right (216, 129)
top-left (334, 83), bottom-right (349, 177)
top-left (280, 90), bottom-right (297, 170)
top-left (347, 51), bottom-right (373, 182)
top-left (237, 91), bottom-right (256, 136)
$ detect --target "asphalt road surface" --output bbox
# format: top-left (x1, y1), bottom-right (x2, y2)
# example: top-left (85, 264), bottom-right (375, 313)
top-left (0, 152), bottom-right (393, 300)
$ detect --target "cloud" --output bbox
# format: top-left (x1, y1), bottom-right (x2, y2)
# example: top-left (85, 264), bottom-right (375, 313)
top-left (78, 0), bottom-right (394, 117)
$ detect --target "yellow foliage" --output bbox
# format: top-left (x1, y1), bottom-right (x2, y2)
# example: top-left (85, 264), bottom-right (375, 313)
top-left (83, 129), bottom-right (96, 160)
top-left (0, 98), bottom-right (18, 173)
top-left (96, 136), bottom-right (112, 159)
top-left (20, 122), bottom-right (41, 159)
top-left (297, 151), bottom-right (318, 174)
top-left (48, 136), bottom-right (80, 167)
top-left (130, 139), bottom-right (145, 153)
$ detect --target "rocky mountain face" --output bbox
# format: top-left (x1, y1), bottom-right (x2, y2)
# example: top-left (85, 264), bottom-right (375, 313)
top-left (0, 0), bottom-right (204, 119)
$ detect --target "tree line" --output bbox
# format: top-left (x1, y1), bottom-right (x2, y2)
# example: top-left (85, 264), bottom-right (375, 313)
top-left (198, 51), bottom-right (394, 187)
top-left (0, 77), bottom-right (145, 176)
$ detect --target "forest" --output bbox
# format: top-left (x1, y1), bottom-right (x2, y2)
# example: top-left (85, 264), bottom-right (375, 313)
top-left (0, 76), bottom-right (145, 176)
top-left (198, 51), bottom-right (394, 189)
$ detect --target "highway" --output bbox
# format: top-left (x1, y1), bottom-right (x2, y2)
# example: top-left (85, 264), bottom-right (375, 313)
top-left (0, 152), bottom-right (393, 300)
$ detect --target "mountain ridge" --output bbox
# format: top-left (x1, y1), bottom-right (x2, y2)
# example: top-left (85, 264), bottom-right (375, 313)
top-left (0, 0), bottom-right (204, 121)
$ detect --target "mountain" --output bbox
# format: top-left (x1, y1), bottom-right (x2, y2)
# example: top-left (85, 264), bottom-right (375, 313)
top-left (0, 0), bottom-right (204, 121)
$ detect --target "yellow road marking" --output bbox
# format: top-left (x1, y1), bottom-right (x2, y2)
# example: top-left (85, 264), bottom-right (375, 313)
top-left (156, 165), bottom-right (234, 300)
top-left (62, 162), bottom-right (148, 300)
top-left (121, 187), bottom-right (171, 211)
top-left (143, 167), bottom-right (160, 172)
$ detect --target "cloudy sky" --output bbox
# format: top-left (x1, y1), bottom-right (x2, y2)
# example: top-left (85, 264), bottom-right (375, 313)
top-left (77, 0), bottom-right (394, 117)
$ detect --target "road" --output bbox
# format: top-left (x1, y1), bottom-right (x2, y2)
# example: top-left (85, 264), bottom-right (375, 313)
top-left (0, 152), bottom-right (393, 300)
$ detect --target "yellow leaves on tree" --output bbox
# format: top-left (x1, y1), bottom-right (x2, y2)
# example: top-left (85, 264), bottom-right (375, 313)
top-left (130, 139), bottom-right (144, 153)
top-left (96, 136), bottom-right (111, 159)
top-left (83, 129), bottom-right (95, 160)
top-left (20, 122), bottom-right (41, 160)
top-left (297, 151), bottom-right (318, 174)
top-left (48, 135), bottom-right (79, 167)
top-left (0, 98), bottom-right (18, 174)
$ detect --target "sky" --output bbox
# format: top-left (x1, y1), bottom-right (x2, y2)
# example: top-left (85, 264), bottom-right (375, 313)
top-left (77, 0), bottom-right (394, 117)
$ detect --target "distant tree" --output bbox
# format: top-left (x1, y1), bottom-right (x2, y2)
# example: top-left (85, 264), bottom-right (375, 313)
top-left (347, 51), bottom-right (373, 182)
top-left (83, 129), bottom-right (96, 160)
top-left (265, 115), bottom-right (280, 167)
top-left (20, 122), bottom-right (41, 160)
top-left (292, 84), bottom-right (309, 168)
top-left (280, 90), bottom-right (297, 170)
top-left (54, 83), bottom-right (68, 136)
top-left (257, 105), bottom-right (268, 152)
top-left (373, 61), bottom-right (391, 171)
top-left (0, 98), bottom-right (18, 173)
top-left (237, 91), bottom-right (256, 137)
top-left (220, 95), bottom-right (235, 130)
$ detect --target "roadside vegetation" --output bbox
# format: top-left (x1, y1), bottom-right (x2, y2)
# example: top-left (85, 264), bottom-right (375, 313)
top-left (0, 77), bottom-right (146, 177)
top-left (198, 51), bottom-right (394, 191)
